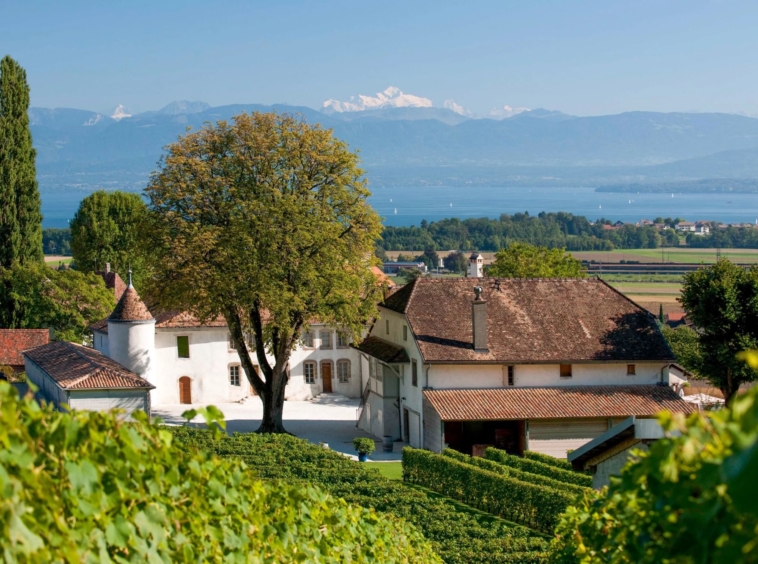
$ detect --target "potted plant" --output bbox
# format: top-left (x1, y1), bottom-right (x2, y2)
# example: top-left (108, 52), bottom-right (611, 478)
top-left (353, 437), bottom-right (375, 462)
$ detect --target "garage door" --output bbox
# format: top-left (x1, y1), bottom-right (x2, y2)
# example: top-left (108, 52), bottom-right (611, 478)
top-left (408, 410), bottom-right (421, 448)
top-left (529, 418), bottom-right (609, 459)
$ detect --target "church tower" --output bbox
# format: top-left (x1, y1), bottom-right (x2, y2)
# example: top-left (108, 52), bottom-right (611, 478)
top-left (106, 272), bottom-right (155, 380)
top-left (468, 253), bottom-right (484, 278)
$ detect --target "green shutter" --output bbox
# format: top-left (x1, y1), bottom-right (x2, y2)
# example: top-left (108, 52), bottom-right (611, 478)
top-left (177, 336), bottom-right (190, 358)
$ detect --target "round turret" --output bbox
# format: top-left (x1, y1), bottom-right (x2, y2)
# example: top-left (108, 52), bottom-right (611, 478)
top-left (107, 277), bottom-right (155, 379)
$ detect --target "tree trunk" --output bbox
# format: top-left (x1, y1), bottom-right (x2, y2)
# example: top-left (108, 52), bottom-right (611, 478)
top-left (722, 367), bottom-right (738, 405)
top-left (256, 378), bottom-right (288, 434)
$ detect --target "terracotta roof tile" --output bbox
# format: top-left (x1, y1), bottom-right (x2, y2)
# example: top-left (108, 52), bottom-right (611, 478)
top-left (108, 286), bottom-right (154, 323)
top-left (382, 277), bottom-right (674, 363)
top-left (23, 341), bottom-right (154, 390)
top-left (0, 329), bottom-right (50, 367)
top-left (96, 270), bottom-right (127, 301)
top-left (153, 310), bottom-right (227, 328)
top-left (424, 385), bottom-right (696, 421)
top-left (352, 336), bottom-right (410, 363)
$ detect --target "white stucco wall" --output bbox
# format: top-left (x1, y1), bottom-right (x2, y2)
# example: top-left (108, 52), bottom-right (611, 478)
top-left (93, 331), bottom-right (110, 357)
top-left (24, 359), bottom-right (67, 410)
top-left (68, 390), bottom-right (150, 420)
top-left (108, 320), bottom-right (155, 381)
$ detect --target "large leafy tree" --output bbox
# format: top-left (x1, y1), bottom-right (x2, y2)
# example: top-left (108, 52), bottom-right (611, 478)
top-left (679, 259), bottom-right (758, 403)
top-left (443, 250), bottom-right (468, 273)
top-left (0, 55), bottom-right (43, 268)
top-left (143, 112), bottom-right (382, 433)
top-left (0, 264), bottom-right (114, 342)
top-left (660, 324), bottom-right (702, 376)
top-left (488, 242), bottom-right (585, 278)
top-left (70, 190), bottom-right (148, 285)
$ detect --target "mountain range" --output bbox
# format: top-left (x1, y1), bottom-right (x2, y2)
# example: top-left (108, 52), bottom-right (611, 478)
top-left (28, 97), bottom-right (758, 199)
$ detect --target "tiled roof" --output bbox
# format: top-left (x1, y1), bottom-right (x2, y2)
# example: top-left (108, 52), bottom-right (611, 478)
top-left (0, 329), bottom-right (49, 367)
top-left (381, 277), bottom-right (674, 363)
top-left (23, 341), bottom-right (154, 390)
top-left (96, 270), bottom-right (127, 301)
top-left (108, 286), bottom-right (154, 323)
top-left (153, 310), bottom-right (227, 328)
top-left (423, 385), bottom-right (696, 421)
top-left (372, 266), bottom-right (396, 288)
top-left (352, 336), bottom-right (410, 363)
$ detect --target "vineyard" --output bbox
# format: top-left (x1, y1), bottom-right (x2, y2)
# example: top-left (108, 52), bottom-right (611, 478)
top-left (170, 428), bottom-right (553, 564)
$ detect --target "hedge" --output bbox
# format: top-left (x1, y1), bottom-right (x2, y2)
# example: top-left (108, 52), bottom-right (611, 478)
top-left (485, 448), bottom-right (593, 488)
top-left (442, 449), bottom-right (590, 498)
top-left (524, 450), bottom-right (573, 471)
top-left (0, 383), bottom-right (434, 563)
top-left (403, 447), bottom-right (577, 533)
top-left (171, 427), bottom-right (550, 564)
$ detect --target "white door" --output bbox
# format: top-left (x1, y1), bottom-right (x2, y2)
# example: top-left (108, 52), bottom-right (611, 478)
top-left (408, 411), bottom-right (421, 448)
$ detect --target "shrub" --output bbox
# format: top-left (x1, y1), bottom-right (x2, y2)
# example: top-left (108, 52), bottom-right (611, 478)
top-left (549, 387), bottom-right (758, 563)
top-left (523, 451), bottom-right (573, 471)
top-left (354, 437), bottom-right (376, 455)
top-left (171, 427), bottom-right (551, 564)
top-left (485, 448), bottom-right (592, 488)
top-left (0, 382), bottom-right (435, 562)
top-left (403, 447), bottom-right (578, 533)
top-left (442, 449), bottom-right (589, 498)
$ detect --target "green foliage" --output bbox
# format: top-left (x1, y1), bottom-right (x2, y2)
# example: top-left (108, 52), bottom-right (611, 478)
top-left (416, 249), bottom-right (441, 270)
top-left (0, 263), bottom-right (114, 341)
top-left (485, 448), bottom-right (593, 488)
top-left (680, 259), bottom-right (758, 401)
top-left (398, 266), bottom-right (423, 281)
top-left (0, 55), bottom-right (43, 270)
top-left (70, 190), bottom-right (148, 286)
top-left (42, 228), bottom-right (71, 256)
top-left (143, 112), bottom-right (383, 432)
top-left (403, 447), bottom-right (577, 534)
top-left (0, 383), bottom-right (435, 563)
top-left (379, 212), bottom-right (665, 252)
top-left (661, 324), bottom-right (702, 376)
top-left (489, 243), bottom-right (585, 278)
top-left (442, 449), bottom-right (590, 498)
top-left (171, 427), bottom-right (550, 563)
top-left (523, 451), bottom-right (573, 471)
top-left (444, 251), bottom-right (468, 273)
top-left (549, 386), bottom-right (758, 564)
top-left (354, 437), bottom-right (376, 455)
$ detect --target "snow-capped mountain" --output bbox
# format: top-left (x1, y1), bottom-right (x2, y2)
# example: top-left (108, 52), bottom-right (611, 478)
top-left (443, 99), bottom-right (473, 117)
top-left (111, 104), bottom-right (132, 121)
top-left (323, 86), bottom-right (433, 113)
top-left (489, 104), bottom-right (530, 119)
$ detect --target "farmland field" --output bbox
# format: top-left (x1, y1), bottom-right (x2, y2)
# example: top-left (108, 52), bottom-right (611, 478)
top-left (572, 248), bottom-right (758, 264)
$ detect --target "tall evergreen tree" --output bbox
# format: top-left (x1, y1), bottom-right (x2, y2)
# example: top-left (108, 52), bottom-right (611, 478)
top-left (0, 55), bottom-right (43, 268)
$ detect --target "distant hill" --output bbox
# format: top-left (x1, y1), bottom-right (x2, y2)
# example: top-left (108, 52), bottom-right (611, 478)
top-left (28, 103), bottom-right (758, 196)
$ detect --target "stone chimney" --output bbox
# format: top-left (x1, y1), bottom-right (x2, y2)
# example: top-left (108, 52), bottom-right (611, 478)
top-left (105, 262), bottom-right (111, 274)
top-left (472, 286), bottom-right (488, 352)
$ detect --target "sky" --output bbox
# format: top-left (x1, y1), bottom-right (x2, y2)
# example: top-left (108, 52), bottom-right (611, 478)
top-left (2, 0), bottom-right (758, 117)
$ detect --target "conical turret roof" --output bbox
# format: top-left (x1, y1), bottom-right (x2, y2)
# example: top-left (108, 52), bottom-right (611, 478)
top-left (108, 284), bottom-right (154, 323)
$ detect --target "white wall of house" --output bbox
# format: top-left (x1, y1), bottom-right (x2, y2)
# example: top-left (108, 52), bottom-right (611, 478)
top-left (68, 390), bottom-right (150, 419)
top-left (94, 331), bottom-right (110, 356)
top-left (24, 360), bottom-right (67, 409)
top-left (108, 320), bottom-right (155, 381)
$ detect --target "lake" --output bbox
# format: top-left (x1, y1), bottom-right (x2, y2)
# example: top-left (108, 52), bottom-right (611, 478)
top-left (40, 186), bottom-right (758, 228)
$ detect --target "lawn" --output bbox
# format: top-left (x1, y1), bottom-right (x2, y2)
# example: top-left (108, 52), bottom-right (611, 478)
top-left (573, 248), bottom-right (758, 264)
top-left (365, 461), bottom-right (403, 480)
top-left (44, 255), bottom-right (73, 268)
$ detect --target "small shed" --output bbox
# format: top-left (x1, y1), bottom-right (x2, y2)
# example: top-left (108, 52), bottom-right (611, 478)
top-left (568, 416), bottom-right (669, 489)
top-left (23, 340), bottom-right (154, 419)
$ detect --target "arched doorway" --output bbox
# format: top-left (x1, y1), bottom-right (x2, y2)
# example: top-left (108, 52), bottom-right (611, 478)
top-left (179, 376), bottom-right (192, 404)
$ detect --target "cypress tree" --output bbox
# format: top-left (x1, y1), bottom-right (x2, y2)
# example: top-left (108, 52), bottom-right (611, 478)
top-left (0, 55), bottom-right (43, 268)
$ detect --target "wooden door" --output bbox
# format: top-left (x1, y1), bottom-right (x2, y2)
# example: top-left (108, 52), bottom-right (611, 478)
top-left (322, 363), bottom-right (333, 393)
top-left (179, 376), bottom-right (192, 404)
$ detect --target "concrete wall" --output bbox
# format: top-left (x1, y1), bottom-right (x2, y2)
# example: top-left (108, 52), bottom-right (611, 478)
top-left (423, 396), bottom-right (443, 452)
top-left (93, 331), bottom-right (110, 357)
top-left (24, 360), bottom-right (67, 410)
top-left (68, 390), bottom-right (150, 420)
top-left (593, 441), bottom-right (649, 490)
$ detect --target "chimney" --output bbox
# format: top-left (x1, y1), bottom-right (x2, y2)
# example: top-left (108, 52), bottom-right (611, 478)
top-left (472, 286), bottom-right (488, 353)
top-left (105, 262), bottom-right (111, 274)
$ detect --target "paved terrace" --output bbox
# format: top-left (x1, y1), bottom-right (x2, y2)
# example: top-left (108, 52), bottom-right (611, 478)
top-left (153, 394), bottom-right (405, 461)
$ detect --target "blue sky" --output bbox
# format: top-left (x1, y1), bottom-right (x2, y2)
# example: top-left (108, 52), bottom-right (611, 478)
top-left (2, 0), bottom-right (757, 116)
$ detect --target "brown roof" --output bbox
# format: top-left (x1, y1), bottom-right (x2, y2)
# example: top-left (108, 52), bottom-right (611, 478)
top-left (0, 329), bottom-right (50, 367)
top-left (108, 286), bottom-right (154, 323)
top-left (381, 277), bottom-right (674, 363)
top-left (372, 266), bottom-right (396, 288)
top-left (424, 385), bottom-right (696, 421)
top-left (23, 341), bottom-right (154, 390)
top-left (352, 336), bottom-right (410, 363)
top-left (153, 310), bottom-right (227, 328)
top-left (96, 270), bottom-right (127, 301)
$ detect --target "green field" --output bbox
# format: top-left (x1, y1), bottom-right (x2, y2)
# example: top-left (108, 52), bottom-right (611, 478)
top-left (365, 461), bottom-right (403, 480)
top-left (573, 248), bottom-right (758, 264)
top-left (44, 256), bottom-right (73, 268)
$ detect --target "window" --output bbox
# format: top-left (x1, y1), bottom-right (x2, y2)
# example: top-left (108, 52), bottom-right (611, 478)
top-left (337, 359), bottom-right (351, 382)
top-left (412, 359), bottom-right (418, 387)
top-left (229, 365), bottom-right (241, 386)
top-left (304, 362), bottom-right (316, 384)
top-left (386, 319), bottom-right (390, 335)
top-left (228, 333), bottom-right (236, 351)
top-left (507, 365), bottom-right (514, 386)
top-left (403, 325), bottom-right (408, 341)
top-left (627, 364), bottom-right (636, 376)
top-left (320, 331), bottom-right (332, 349)
top-left (560, 364), bottom-right (572, 378)
top-left (177, 336), bottom-right (190, 358)
top-left (302, 331), bottom-right (314, 348)
top-left (337, 332), bottom-right (349, 348)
